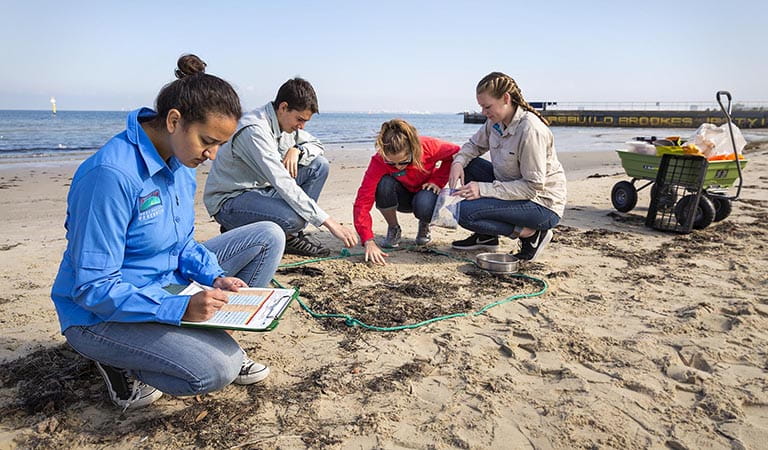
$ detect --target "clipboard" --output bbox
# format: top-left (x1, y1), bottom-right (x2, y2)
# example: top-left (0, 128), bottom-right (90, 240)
top-left (165, 282), bottom-right (297, 332)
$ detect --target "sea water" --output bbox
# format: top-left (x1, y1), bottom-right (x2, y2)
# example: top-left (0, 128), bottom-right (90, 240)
top-left (1, 110), bottom-right (766, 160)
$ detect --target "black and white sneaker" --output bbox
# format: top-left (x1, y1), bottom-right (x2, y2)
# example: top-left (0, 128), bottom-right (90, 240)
top-left (513, 229), bottom-right (553, 261)
top-left (451, 233), bottom-right (500, 251)
top-left (94, 362), bottom-right (162, 411)
top-left (285, 232), bottom-right (331, 257)
top-left (234, 352), bottom-right (270, 385)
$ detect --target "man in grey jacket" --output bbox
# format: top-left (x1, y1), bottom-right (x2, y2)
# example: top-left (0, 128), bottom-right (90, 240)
top-left (204, 78), bottom-right (357, 256)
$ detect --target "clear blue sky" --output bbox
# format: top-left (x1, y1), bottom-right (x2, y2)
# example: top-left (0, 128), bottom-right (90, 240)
top-left (1, 0), bottom-right (765, 112)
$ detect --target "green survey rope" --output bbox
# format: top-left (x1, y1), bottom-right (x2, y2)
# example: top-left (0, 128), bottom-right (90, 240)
top-left (272, 246), bottom-right (548, 332)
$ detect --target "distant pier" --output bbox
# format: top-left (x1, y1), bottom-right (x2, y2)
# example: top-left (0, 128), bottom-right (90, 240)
top-left (463, 104), bottom-right (768, 128)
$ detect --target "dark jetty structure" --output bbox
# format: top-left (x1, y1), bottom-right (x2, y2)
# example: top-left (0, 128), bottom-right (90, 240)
top-left (463, 102), bottom-right (768, 128)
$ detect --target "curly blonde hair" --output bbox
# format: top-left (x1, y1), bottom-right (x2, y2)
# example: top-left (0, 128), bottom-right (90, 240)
top-left (476, 72), bottom-right (549, 126)
top-left (375, 119), bottom-right (424, 172)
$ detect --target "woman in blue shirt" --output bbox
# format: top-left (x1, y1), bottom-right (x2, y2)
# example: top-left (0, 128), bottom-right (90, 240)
top-left (51, 55), bottom-right (285, 410)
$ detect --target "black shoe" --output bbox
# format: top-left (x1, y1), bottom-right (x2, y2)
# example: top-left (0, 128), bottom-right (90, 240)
top-left (415, 221), bottom-right (431, 246)
top-left (513, 229), bottom-right (553, 261)
top-left (285, 232), bottom-right (331, 257)
top-left (94, 362), bottom-right (162, 410)
top-left (451, 233), bottom-right (499, 251)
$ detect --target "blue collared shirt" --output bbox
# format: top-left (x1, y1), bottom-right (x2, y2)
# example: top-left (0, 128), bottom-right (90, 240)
top-left (51, 108), bottom-right (224, 332)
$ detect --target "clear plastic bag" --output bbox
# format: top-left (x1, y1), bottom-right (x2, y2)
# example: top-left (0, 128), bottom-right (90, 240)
top-left (430, 188), bottom-right (463, 229)
top-left (688, 123), bottom-right (746, 160)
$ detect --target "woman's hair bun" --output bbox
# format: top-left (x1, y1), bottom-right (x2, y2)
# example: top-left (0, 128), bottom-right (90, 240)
top-left (175, 54), bottom-right (207, 79)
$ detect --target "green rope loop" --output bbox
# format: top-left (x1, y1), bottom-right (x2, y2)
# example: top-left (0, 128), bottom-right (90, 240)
top-left (273, 247), bottom-right (548, 331)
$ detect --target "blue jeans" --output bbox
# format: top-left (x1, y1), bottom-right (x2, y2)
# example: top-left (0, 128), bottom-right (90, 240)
top-left (458, 159), bottom-right (560, 236)
top-left (65, 322), bottom-right (242, 396)
top-left (215, 156), bottom-right (330, 234)
top-left (63, 222), bottom-right (285, 396)
top-left (202, 221), bottom-right (285, 288)
top-left (375, 175), bottom-right (437, 223)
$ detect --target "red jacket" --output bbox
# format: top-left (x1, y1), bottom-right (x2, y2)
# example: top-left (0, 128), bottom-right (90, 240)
top-left (353, 136), bottom-right (460, 243)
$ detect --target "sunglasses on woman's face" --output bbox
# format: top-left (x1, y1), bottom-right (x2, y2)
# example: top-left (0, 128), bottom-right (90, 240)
top-left (384, 155), bottom-right (412, 167)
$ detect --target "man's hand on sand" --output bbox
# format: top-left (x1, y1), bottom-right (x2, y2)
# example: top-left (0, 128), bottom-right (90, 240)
top-left (324, 218), bottom-right (359, 248)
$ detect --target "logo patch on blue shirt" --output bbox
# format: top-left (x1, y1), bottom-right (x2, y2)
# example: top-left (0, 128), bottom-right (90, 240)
top-left (138, 190), bottom-right (163, 220)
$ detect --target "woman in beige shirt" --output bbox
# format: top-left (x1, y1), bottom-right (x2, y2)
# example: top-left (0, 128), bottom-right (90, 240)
top-left (449, 72), bottom-right (567, 261)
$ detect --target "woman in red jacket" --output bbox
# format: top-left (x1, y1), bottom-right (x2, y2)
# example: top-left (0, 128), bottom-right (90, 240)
top-left (353, 119), bottom-right (459, 265)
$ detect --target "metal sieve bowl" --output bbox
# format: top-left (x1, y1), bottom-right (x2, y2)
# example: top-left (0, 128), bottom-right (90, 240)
top-left (476, 253), bottom-right (520, 273)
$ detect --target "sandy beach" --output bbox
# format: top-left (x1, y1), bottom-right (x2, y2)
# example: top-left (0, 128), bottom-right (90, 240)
top-left (1, 142), bottom-right (767, 449)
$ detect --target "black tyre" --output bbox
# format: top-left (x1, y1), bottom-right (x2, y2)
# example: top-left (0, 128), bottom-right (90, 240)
top-left (674, 195), bottom-right (716, 229)
top-left (611, 181), bottom-right (637, 212)
top-left (710, 196), bottom-right (733, 222)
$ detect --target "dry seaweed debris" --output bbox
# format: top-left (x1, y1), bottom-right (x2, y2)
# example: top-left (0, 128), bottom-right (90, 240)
top-left (0, 344), bottom-right (101, 415)
top-left (293, 271), bottom-right (539, 331)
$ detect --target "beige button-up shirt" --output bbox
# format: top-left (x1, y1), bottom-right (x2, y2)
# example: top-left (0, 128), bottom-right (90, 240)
top-left (453, 107), bottom-right (567, 217)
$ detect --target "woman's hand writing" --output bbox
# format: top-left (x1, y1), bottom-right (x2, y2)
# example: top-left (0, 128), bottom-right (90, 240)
top-left (182, 289), bottom-right (229, 322)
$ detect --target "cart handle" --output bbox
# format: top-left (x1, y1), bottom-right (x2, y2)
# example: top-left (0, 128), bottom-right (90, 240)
top-left (716, 90), bottom-right (743, 201)
top-left (716, 91), bottom-right (732, 117)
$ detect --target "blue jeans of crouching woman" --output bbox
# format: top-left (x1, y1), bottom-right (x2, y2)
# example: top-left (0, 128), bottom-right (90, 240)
top-left (64, 322), bottom-right (242, 396)
top-left (457, 158), bottom-right (560, 237)
top-left (376, 174), bottom-right (438, 222)
top-left (64, 221), bottom-right (285, 396)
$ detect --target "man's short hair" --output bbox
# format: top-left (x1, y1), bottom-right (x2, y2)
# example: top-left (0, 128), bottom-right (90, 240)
top-left (274, 78), bottom-right (319, 113)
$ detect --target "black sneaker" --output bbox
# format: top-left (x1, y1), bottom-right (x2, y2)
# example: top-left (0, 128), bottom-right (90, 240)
top-left (94, 362), bottom-right (162, 410)
top-left (285, 232), bottom-right (331, 257)
top-left (451, 233), bottom-right (499, 251)
top-left (513, 229), bottom-right (553, 261)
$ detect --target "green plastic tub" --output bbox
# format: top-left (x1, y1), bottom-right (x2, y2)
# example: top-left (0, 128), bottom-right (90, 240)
top-left (615, 150), bottom-right (748, 189)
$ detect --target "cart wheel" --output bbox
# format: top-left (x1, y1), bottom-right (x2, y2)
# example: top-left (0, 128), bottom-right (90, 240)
top-left (675, 195), bottom-right (716, 229)
top-left (710, 197), bottom-right (732, 222)
top-left (611, 181), bottom-right (637, 212)
top-left (651, 182), bottom-right (677, 210)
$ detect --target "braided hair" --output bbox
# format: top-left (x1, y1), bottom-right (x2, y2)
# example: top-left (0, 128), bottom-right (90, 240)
top-left (476, 72), bottom-right (549, 126)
